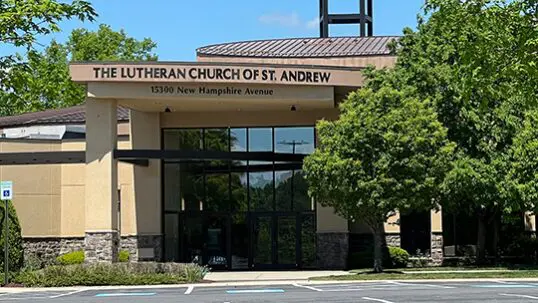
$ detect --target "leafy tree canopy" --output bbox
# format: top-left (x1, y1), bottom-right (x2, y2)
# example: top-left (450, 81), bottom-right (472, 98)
top-left (377, 0), bottom-right (536, 261)
top-left (0, 0), bottom-right (96, 86)
top-left (0, 0), bottom-right (96, 50)
top-left (506, 110), bottom-right (538, 213)
top-left (303, 84), bottom-right (455, 272)
top-left (0, 24), bottom-right (158, 116)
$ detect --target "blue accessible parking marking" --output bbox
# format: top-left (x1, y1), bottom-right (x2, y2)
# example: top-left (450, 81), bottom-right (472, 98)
top-left (95, 292), bottom-right (157, 297)
top-left (471, 284), bottom-right (537, 288)
top-left (226, 289), bottom-right (285, 294)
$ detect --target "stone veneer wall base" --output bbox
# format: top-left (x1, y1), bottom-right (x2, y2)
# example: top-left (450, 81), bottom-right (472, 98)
top-left (317, 232), bottom-right (349, 269)
top-left (23, 237), bottom-right (85, 263)
top-left (120, 235), bottom-right (163, 262)
top-left (385, 233), bottom-right (401, 247)
top-left (431, 232), bottom-right (444, 265)
top-left (23, 235), bottom-right (163, 263)
top-left (84, 231), bottom-right (120, 263)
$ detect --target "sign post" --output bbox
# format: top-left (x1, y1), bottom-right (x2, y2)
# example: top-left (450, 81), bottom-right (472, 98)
top-left (0, 181), bottom-right (12, 286)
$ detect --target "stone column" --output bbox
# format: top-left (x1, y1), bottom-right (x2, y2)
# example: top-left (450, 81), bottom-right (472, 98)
top-left (84, 98), bottom-right (119, 263)
top-left (431, 209), bottom-right (444, 265)
top-left (126, 110), bottom-right (162, 261)
top-left (385, 212), bottom-right (401, 247)
top-left (316, 204), bottom-right (349, 269)
top-left (525, 212), bottom-right (536, 236)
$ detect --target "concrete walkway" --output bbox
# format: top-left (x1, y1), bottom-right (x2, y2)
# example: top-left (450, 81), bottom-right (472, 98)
top-left (204, 270), bottom-right (350, 282)
top-left (205, 269), bottom-right (524, 281)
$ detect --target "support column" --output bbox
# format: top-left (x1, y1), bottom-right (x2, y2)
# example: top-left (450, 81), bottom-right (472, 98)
top-left (525, 212), bottom-right (536, 236)
top-left (385, 212), bottom-right (401, 247)
top-left (385, 212), bottom-right (402, 247)
top-left (431, 208), bottom-right (444, 265)
top-left (84, 98), bottom-right (119, 263)
top-left (316, 204), bottom-right (349, 269)
top-left (125, 110), bottom-right (162, 261)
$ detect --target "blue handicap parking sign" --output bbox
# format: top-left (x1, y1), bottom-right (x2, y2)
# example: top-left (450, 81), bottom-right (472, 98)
top-left (0, 181), bottom-right (12, 200)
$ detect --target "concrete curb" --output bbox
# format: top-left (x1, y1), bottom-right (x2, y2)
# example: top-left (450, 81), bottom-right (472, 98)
top-left (2, 277), bottom-right (538, 294)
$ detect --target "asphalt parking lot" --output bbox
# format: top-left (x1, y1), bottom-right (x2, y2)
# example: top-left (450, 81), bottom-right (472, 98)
top-left (3, 280), bottom-right (538, 302)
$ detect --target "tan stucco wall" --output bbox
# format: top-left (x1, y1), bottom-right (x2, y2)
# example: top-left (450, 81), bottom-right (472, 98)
top-left (432, 209), bottom-right (443, 233)
top-left (0, 141), bottom-right (62, 237)
top-left (525, 212), bottom-right (536, 232)
top-left (385, 212), bottom-right (400, 234)
top-left (60, 141), bottom-right (86, 237)
top-left (127, 110), bottom-right (161, 236)
top-left (85, 98), bottom-right (119, 232)
top-left (0, 133), bottom-right (134, 238)
top-left (197, 55), bottom-right (397, 69)
top-left (59, 139), bottom-right (134, 237)
top-left (160, 108), bottom-right (339, 128)
top-left (317, 203), bottom-right (348, 233)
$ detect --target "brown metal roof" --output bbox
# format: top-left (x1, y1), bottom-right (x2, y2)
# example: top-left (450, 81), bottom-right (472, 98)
top-left (0, 105), bottom-right (130, 128)
top-left (197, 36), bottom-right (399, 58)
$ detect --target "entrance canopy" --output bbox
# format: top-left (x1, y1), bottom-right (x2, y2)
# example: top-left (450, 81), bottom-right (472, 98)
top-left (70, 62), bottom-right (364, 112)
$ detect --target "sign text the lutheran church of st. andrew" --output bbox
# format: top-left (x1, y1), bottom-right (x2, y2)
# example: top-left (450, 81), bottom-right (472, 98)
top-left (91, 66), bottom-right (332, 84)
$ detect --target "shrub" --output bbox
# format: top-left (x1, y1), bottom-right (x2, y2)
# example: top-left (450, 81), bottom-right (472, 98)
top-left (22, 254), bottom-right (46, 271)
top-left (56, 251), bottom-right (84, 265)
top-left (182, 263), bottom-right (210, 282)
top-left (119, 250), bottom-right (130, 263)
top-left (15, 262), bottom-right (209, 287)
top-left (387, 246), bottom-right (410, 268)
top-left (0, 200), bottom-right (24, 272)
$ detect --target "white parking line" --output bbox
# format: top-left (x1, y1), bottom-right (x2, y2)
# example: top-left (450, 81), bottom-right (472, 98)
top-left (185, 286), bottom-right (194, 295)
top-left (0, 296), bottom-right (50, 301)
top-left (499, 293), bottom-right (538, 300)
top-left (362, 296), bottom-right (395, 303)
top-left (388, 281), bottom-right (455, 289)
top-left (292, 283), bottom-right (323, 292)
top-left (49, 289), bottom-right (87, 298)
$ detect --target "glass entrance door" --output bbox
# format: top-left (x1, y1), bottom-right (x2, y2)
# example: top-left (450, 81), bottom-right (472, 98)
top-left (252, 215), bottom-right (273, 268)
top-left (276, 216), bottom-right (297, 266)
top-left (251, 214), bottom-right (298, 269)
top-left (204, 215), bottom-right (229, 270)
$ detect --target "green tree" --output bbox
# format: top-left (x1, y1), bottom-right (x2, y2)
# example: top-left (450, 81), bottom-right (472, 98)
top-left (0, 24), bottom-right (157, 116)
top-left (506, 110), bottom-right (538, 215)
top-left (303, 85), bottom-right (454, 272)
top-left (0, 201), bottom-right (24, 274)
top-left (0, 0), bottom-right (96, 92)
top-left (385, 0), bottom-right (536, 262)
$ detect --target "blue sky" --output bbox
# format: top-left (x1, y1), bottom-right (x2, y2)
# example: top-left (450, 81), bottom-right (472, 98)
top-left (2, 0), bottom-right (425, 61)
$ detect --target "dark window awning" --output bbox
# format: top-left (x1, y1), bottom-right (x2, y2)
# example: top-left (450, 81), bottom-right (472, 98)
top-left (0, 151), bottom-right (85, 165)
top-left (113, 149), bottom-right (306, 163)
top-left (0, 149), bottom-right (306, 167)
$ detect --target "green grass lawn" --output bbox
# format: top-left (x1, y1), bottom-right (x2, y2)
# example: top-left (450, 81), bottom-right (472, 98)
top-left (312, 270), bottom-right (538, 281)
top-left (349, 265), bottom-right (538, 273)
top-left (351, 267), bottom-right (510, 273)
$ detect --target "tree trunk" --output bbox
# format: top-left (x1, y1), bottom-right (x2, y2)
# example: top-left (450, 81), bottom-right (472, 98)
top-left (368, 219), bottom-right (385, 273)
top-left (476, 213), bottom-right (487, 265)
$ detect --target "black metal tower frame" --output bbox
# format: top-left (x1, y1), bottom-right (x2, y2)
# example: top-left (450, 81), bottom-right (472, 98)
top-left (319, 0), bottom-right (373, 38)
